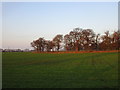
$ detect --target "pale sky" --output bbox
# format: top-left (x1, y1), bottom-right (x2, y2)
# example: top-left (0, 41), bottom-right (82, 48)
top-left (2, 2), bottom-right (118, 49)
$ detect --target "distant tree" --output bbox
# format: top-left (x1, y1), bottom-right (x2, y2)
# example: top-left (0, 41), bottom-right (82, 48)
top-left (111, 31), bottom-right (120, 50)
top-left (32, 39), bottom-right (40, 51)
top-left (64, 28), bottom-right (96, 51)
top-left (31, 41), bottom-right (37, 51)
top-left (99, 31), bottom-right (112, 50)
top-left (31, 28), bottom-right (119, 52)
top-left (39, 38), bottom-right (46, 51)
top-left (68, 31), bottom-right (76, 51)
top-left (66, 28), bottom-right (83, 51)
top-left (72, 28), bottom-right (82, 51)
top-left (91, 33), bottom-right (100, 50)
top-left (50, 41), bottom-right (56, 51)
top-left (44, 40), bottom-right (50, 51)
top-left (81, 29), bottom-right (95, 50)
top-left (44, 40), bottom-right (55, 51)
top-left (31, 37), bottom-right (45, 52)
top-left (53, 34), bottom-right (63, 51)
top-left (64, 34), bottom-right (71, 51)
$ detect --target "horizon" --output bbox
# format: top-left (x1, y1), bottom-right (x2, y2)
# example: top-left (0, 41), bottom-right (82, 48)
top-left (2, 2), bottom-right (118, 49)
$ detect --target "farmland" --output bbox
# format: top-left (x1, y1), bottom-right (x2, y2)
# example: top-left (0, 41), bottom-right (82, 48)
top-left (2, 52), bottom-right (119, 88)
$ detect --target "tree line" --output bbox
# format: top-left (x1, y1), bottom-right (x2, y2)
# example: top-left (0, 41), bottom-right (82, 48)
top-left (31, 28), bottom-right (120, 52)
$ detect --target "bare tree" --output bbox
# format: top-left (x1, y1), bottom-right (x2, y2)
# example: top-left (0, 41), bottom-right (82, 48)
top-left (44, 40), bottom-right (55, 51)
top-left (31, 28), bottom-right (119, 52)
top-left (99, 31), bottom-right (112, 50)
top-left (31, 41), bottom-right (37, 51)
top-left (64, 34), bottom-right (71, 51)
top-left (111, 31), bottom-right (120, 50)
top-left (81, 29), bottom-right (95, 50)
top-left (31, 37), bottom-right (45, 52)
top-left (91, 33), bottom-right (100, 50)
top-left (53, 34), bottom-right (63, 51)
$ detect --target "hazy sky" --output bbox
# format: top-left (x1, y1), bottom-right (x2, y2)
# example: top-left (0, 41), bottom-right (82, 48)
top-left (2, 2), bottom-right (118, 49)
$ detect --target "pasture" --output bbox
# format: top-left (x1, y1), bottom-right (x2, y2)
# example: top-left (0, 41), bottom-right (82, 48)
top-left (2, 52), bottom-right (119, 88)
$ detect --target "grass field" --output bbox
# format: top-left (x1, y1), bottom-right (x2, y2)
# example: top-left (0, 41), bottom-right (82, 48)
top-left (2, 52), bottom-right (119, 88)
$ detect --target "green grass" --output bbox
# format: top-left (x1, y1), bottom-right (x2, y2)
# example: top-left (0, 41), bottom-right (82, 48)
top-left (2, 52), bottom-right (119, 88)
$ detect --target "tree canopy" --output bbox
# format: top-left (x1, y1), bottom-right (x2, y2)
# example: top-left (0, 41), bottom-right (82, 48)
top-left (31, 28), bottom-right (120, 52)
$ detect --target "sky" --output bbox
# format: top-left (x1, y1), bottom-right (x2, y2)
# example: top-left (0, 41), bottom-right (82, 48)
top-left (2, 2), bottom-right (118, 50)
